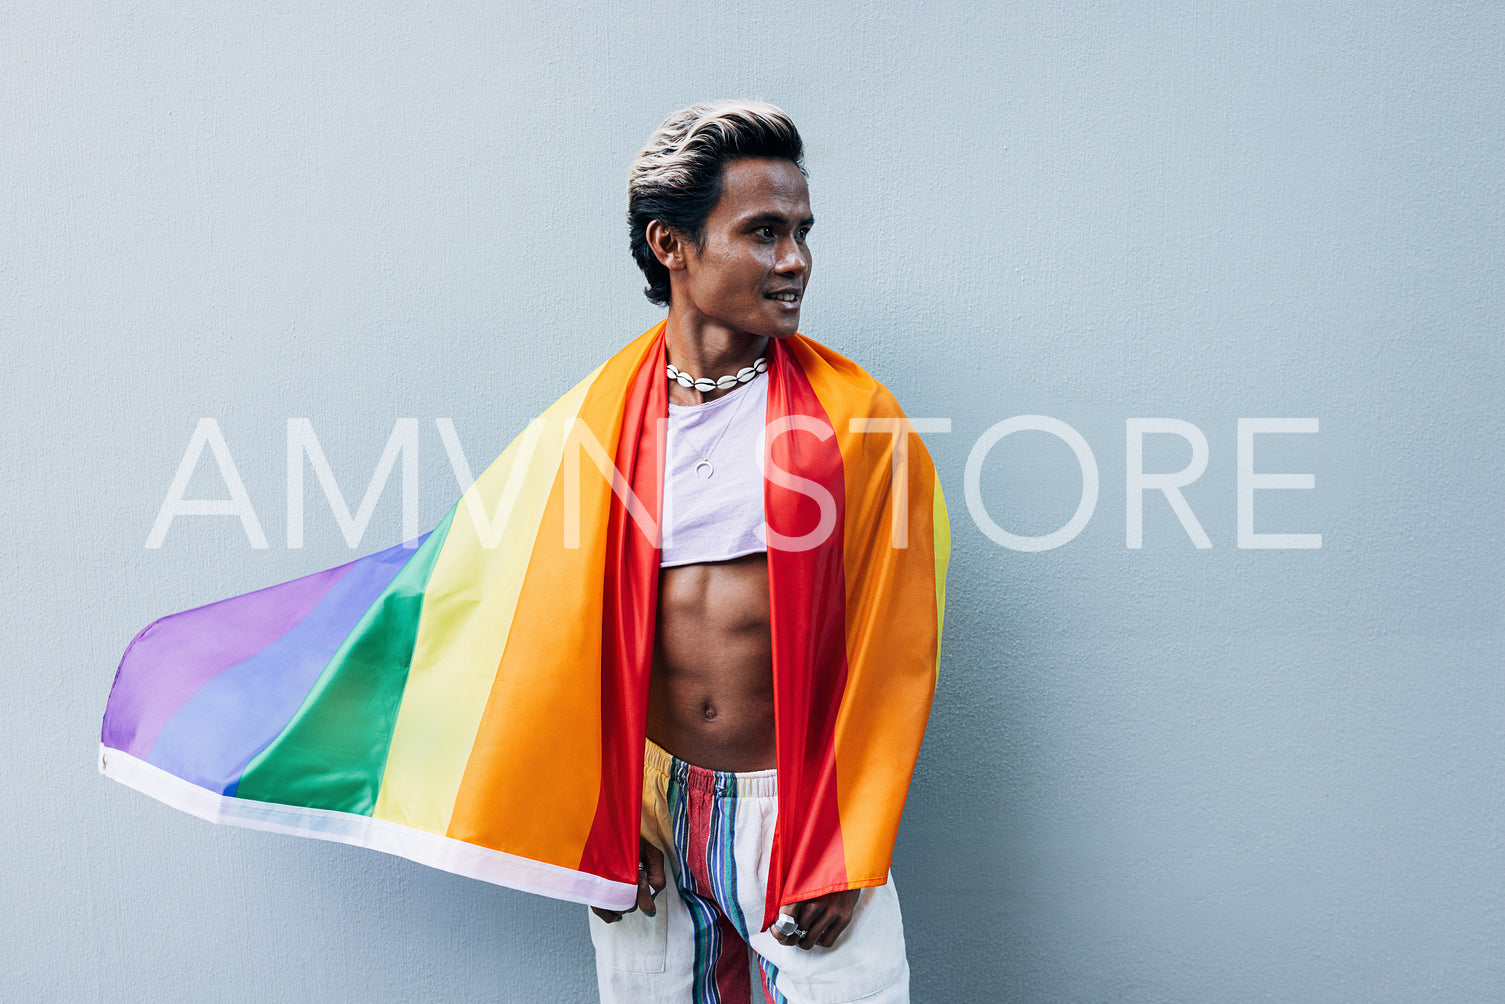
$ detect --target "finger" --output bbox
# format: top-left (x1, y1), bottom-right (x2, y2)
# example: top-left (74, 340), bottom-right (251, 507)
top-left (771, 910), bottom-right (801, 947)
top-left (815, 911), bottom-right (849, 948)
top-left (591, 906), bottom-right (623, 924)
top-left (800, 909), bottom-right (833, 950)
top-left (793, 904), bottom-right (828, 952)
top-left (643, 842), bottom-right (667, 894)
top-left (636, 862), bottom-right (656, 916)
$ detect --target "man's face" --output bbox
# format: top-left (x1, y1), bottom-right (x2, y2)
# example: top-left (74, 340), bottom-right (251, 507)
top-left (677, 157), bottom-right (813, 340)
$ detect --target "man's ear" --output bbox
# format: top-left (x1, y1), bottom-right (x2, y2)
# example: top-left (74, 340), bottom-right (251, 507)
top-left (645, 220), bottom-right (688, 271)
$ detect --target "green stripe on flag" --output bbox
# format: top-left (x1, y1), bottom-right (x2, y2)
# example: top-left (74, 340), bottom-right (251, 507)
top-left (236, 508), bottom-right (456, 813)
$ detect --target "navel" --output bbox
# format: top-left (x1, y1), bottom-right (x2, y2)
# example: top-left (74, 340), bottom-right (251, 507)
top-left (701, 703), bottom-right (718, 721)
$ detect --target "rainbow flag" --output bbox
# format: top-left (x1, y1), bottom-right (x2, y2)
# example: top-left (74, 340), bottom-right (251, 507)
top-left (100, 321), bottom-right (949, 929)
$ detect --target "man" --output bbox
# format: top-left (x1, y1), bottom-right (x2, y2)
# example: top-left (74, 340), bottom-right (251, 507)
top-left (585, 101), bottom-right (941, 1004)
top-left (99, 98), bottom-right (945, 1004)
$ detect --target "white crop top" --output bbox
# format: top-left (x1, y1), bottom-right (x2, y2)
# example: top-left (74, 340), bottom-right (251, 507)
top-left (660, 370), bottom-right (768, 568)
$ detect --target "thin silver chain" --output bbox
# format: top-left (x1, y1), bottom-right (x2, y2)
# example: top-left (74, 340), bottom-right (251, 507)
top-left (668, 375), bottom-right (759, 479)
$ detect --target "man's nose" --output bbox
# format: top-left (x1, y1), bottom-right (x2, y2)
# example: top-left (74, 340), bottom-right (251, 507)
top-left (774, 237), bottom-right (810, 276)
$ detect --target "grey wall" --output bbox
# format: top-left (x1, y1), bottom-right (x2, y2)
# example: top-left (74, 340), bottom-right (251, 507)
top-left (5, 2), bottom-right (1502, 1001)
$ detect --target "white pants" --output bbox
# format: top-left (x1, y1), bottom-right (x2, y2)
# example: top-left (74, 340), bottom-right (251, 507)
top-left (588, 740), bottom-right (909, 1004)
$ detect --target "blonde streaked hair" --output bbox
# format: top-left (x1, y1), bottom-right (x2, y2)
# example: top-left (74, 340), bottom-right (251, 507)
top-left (628, 100), bottom-right (805, 306)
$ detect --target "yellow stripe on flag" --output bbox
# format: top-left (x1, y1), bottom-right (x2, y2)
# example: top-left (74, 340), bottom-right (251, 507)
top-left (372, 367), bottom-right (601, 834)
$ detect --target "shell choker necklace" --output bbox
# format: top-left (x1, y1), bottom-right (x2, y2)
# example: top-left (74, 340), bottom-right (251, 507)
top-left (666, 356), bottom-right (768, 392)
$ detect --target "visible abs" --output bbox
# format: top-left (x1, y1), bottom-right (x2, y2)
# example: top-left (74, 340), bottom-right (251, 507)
top-left (647, 553), bottom-right (775, 772)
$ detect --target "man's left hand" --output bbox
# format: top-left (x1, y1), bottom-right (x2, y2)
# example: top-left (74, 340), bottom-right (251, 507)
top-left (771, 888), bottom-right (861, 950)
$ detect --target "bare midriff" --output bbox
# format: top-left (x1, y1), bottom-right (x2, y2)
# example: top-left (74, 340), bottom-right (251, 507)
top-left (647, 552), bottom-right (776, 772)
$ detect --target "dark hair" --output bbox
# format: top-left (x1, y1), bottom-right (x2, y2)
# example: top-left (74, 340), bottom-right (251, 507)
top-left (627, 101), bottom-right (805, 306)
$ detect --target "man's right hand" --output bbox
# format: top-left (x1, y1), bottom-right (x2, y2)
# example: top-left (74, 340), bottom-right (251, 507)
top-left (590, 837), bottom-right (666, 923)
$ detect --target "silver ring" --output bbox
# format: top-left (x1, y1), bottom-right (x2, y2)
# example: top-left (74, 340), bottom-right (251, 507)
top-left (772, 913), bottom-right (799, 938)
top-left (793, 926), bottom-right (810, 940)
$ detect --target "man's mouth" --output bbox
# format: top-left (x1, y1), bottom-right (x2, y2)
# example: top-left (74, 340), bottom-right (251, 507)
top-left (766, 291), bottom-right (801, 302)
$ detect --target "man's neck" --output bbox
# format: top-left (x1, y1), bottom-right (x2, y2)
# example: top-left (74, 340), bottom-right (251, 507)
top-left (663, 316), bottom-right (770, 404)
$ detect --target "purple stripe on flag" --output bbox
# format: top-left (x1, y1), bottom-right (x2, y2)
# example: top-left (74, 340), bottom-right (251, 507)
top-left (144, 535), bottom-right (428, 795)
top-left (102, 562), bottom-right (356, 758)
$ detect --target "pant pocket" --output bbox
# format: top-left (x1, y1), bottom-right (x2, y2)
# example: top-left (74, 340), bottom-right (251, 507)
top-left (587, 903), bottom-right (669, 974)
top-left (769, 876), bottom-right (909, 1003)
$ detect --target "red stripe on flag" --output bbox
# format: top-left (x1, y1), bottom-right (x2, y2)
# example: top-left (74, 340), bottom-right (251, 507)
top-left (578, 332), bottom-right (666, 884)
top-left (762, 339), bottom-right (850, 931)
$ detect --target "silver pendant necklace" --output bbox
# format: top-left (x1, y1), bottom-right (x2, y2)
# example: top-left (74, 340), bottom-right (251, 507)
top-left (669, 377), bottom-right (757, 479)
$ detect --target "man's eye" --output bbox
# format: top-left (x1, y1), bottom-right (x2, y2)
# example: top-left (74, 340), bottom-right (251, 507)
top-left (757, 227), bottom-right (776, 239)
top-left (796, 228), bottom-right (810, 242)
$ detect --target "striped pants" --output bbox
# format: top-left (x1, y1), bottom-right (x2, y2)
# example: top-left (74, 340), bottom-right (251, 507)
top-left (588, 740), bottom-right (909, 1004)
